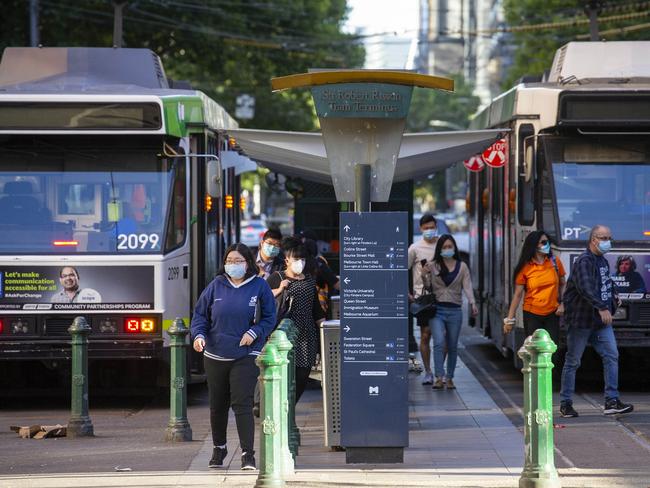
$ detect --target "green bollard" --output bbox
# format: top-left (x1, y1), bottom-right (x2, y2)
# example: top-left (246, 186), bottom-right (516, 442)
top-left (279, 319), bottom-right (300, 456)
top-left (269, 328), bottom-right (295, 475)
top-left (255, 342), bottom-right (285, 488)
top-left (518, 329), bottom-right (560, 488)
top-left (68, 317), bottom-right (93, 438)
top-left (164, 318), bottom-right (192, 442)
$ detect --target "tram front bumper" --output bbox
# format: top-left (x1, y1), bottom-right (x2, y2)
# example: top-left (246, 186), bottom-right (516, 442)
top-left (0, 338), bottom-right (164, 361)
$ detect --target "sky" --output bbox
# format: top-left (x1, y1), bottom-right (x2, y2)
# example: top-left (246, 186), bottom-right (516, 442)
top-left (343, 0), bottom-right (420, 69)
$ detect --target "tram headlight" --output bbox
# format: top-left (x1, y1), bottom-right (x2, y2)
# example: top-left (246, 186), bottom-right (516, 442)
top-left (98, 318), bottom-right (118, 334)
top-left (11, 319), bottom-right (29, 334)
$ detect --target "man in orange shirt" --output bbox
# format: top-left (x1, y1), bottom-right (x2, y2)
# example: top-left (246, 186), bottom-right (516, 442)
top-left (504, 230), bottom-right (566, 346)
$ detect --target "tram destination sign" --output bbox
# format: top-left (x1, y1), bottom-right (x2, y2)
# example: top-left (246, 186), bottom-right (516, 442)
top-left (339, 211), bottom-right (408, 447)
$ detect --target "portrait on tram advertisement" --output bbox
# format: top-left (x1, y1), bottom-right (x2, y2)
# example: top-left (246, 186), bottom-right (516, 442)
top-left (0, 265), bottom-right (154, 310)
top-left (569, 254), bottom-right (650, 300)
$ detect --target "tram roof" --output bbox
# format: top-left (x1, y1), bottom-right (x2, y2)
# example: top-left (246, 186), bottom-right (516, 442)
top-left (228, 128), bottom-right (506, 185)
top-left (0, 47), bottom-right (238, 134)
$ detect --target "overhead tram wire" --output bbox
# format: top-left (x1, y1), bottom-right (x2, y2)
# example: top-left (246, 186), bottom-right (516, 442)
top-left (39, 0), bottom-right (346, 61)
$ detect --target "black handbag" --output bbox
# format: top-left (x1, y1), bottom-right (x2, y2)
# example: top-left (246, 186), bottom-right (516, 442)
top-left (274, 272), bottom-right (294, 326)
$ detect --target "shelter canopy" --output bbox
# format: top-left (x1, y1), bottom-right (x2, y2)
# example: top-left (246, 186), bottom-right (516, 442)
top-left (228, 128), bottom-right (506, 185)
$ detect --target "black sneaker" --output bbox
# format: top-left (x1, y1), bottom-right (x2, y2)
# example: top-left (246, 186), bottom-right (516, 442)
top-left (560, 403), bottom-right (579, 418)
top-left (209, 446), bottom-right (227, 468)
top-left (241, 451), bottom-right (256, 470)
top-left (604, 398), bottom-right (634, 415)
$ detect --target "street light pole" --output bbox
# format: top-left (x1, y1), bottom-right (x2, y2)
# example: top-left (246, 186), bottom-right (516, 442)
top-left (29, 0), bottom-right (39, 47)
top-left (113, 1), bottom-right (127, 48)
top-left (584, 0), bottom-right (601, 41)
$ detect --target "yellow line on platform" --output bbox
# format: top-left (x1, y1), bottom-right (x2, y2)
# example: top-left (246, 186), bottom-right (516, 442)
top-left (271, 71), bottom-right (454, 92)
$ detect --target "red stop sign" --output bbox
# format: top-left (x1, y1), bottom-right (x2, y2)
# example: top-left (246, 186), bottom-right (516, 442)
top-left (463, 155), bottom-right (485, 172)
top-left (482, 138), bottom-right (508, 167)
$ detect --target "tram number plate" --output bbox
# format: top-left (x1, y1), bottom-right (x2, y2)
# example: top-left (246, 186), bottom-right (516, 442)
top-left (167, 267), bottom-right (180, 281)
top-left (117, 233), bottom-right (160, 250)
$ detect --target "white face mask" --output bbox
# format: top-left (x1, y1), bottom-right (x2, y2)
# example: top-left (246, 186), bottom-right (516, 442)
top-left (290, 259), bottom-right (305, 275)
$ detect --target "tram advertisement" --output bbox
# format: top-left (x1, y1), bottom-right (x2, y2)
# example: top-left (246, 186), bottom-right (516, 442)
top-left (0, 265), bottom-right (154, 310)
top-left (569, 254), bottom-right (650, 300)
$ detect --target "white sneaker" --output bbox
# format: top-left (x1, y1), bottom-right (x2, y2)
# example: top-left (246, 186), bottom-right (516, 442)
top-left (421, 372), bottom-right (433, 385)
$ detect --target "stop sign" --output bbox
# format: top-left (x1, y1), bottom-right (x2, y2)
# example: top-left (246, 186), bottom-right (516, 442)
top-left (482, 138), bottom-right (508, 167)
top-left (463, 155), bottom-right (485, 172)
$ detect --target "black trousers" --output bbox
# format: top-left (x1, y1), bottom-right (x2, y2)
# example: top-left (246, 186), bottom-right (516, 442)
top-left (523, 310), bottom-right (560, 347)
top-left (295, 366), bottom-right (311, 403)
top-left (204, 355), bottom-right (259, 453)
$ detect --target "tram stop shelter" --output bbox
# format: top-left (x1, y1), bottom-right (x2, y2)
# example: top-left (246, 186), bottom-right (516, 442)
top-left (229, 71), bottom-right (505, 206)
top-left (229, 70), bottom-right (505, 464)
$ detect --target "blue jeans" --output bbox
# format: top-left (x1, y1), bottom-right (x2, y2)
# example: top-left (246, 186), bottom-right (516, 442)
top-left (560, 325), bottom-right (619, 403)
top-left (430, 306), bottom-right (463, 379)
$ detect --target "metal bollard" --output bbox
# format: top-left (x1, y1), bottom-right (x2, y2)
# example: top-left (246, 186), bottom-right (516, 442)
top-left (269, 328), bottom-right (295, 475)
top-left (518, 329), bottom-right (560, 488)
top-left (68, 317), bottom-right (94, 437)
top-left (279, 319), bottom-right (300, 456)
top-left (164, 318), bottom-right (192, 442)
top-left (255, 342), bottom-right (285, 488)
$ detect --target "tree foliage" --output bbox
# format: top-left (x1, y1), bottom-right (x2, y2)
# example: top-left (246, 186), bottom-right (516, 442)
top-left (503, 0), bottom-right (650, 88)
top-left (0, 0), bottom-right (364, 131)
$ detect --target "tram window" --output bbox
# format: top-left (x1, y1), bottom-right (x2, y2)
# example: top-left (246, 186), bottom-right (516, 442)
top-left (164, 161), bottom-right (187, 252)
top-left (517, 124), bottom-right (535, 225)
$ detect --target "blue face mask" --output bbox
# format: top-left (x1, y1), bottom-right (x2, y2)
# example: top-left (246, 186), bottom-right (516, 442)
top-left (440, 249), bottom-right (455, 258)
top-left (538, 243), bottom-right (550, 254)
top-left (262, 243), bottom-right (280, 258)
top-left (597, 240), bottom-right (612, 254)
top-left (422, 229), bottom-right (438, 241)
top-left (224, 263), bottom-right (247, 279)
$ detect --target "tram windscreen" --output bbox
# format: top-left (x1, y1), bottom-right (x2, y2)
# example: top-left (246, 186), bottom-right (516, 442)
top-left (0, 150), bottom-right (174, 254)
top-left (548, 138), bottom-right (650, 242)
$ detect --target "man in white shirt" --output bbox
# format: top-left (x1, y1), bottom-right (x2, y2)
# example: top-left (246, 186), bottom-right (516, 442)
top-left (408, 214), bottom-right (438, 384)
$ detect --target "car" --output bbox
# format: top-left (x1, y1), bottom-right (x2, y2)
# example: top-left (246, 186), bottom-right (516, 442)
top-left (240, 219), bottom-right (266, 248)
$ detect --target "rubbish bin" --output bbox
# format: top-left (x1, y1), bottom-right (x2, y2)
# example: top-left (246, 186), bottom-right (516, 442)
top-left (319, 319), bottom-right (341, 448)
top-left (329, 295), bottom-right (340, 320)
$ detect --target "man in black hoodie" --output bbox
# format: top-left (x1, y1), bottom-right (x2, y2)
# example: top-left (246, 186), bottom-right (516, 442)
top-left (559, 225), bottom-right (633, 418)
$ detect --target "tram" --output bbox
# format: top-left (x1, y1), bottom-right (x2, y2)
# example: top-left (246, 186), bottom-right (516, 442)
top-left (0, 47), bottom-right (242, 386)
top-left (467, 41), bottom-right (650, 364)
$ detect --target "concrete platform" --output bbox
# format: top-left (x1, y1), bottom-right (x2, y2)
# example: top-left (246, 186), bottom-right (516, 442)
top-left (2, 356), bottom-right (650, 487)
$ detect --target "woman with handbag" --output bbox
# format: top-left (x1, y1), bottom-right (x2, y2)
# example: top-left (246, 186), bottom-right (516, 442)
top-left (190, 243), bottom-right (276, 470)
top-left (426, 234), bottom-right (478, 390)
top-left (503, 230), bottom-right (566, 346)
top-left (267, 237), bottom-right (326, 402)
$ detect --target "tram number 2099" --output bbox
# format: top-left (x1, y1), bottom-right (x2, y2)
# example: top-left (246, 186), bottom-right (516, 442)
top-left (117, 233), bottom-right (160, 250)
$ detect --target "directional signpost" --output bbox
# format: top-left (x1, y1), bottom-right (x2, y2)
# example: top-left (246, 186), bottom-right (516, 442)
top-left (340, 211), bottom-right (409, 463)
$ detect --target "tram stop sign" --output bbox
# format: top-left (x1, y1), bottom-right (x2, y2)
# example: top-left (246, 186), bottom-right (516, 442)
top-left (482, 138), bottom-right (507, 168)
top-left (463, 154), bottom-right (485, 172)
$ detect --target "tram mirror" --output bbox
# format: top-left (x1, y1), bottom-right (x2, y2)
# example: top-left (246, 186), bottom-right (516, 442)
top-left (206, 158), bottom-right (222, 199)
top-left (524, 138), bottom-right (535, 182)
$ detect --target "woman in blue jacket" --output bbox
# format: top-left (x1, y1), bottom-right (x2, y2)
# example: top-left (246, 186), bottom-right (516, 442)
top-left (191, 243), bottom-right (276, 471)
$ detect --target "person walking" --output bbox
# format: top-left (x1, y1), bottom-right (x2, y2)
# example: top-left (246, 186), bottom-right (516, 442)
top-left (559, 225), bottom-right (633, 418)
top-left (408, 213), bottom-right (439, 384)
top-left (267, 237), bottom-right (326, 402)
top-left (191, 243), bottom-right (276, 470)
top-left (503, 230), bottom-right (566, 348)
top-left (426, 234), bottom-right (477, 390)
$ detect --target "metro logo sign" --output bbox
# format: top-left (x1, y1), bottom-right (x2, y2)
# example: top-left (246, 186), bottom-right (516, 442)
top-left (482, 138), bottom-right (508, 168)
top-left (463, 155), bottom-right (485, 172)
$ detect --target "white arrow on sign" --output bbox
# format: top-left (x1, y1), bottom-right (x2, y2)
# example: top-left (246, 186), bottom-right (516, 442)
top-left (344, 325), bottom-right (351, 332)
top-left (344, 225), bottom-right (351, 232)
top-left (396, 226), bottom-right (399, 232)
top-left (343, 277), bottom-right (351, 284)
